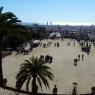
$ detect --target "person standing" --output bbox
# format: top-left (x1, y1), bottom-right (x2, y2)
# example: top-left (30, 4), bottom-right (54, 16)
top-left (53, 85), bottom-right (58, 95)
top-left (82, 54), bottom-right (84, 61)
top-left (74, 59), bottom-right (78, 66)
top-left (73, 42), bottom-right (75, 47)
top-left (72, 82), bottom-right (78, 95)
top-left (78, 54), bottom-right (80, 61)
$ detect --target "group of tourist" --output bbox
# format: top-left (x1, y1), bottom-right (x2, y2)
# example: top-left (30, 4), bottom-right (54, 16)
top-left (54, 42), bottom-right (60, 47)
top-left (74, 54), bottom-right (84, 66)
top-left (80, 41), bottom-right (92, 55)
top-left (67, 41), bottom-right (76, 47)
top-left (41, 41), bottom-right (60, 48)
top-left (40, 55), bottom-right (53, 63)
top-left (16, 42), bottom-right (32, 55)
top-left (42, 42), bottom-right (52, 48)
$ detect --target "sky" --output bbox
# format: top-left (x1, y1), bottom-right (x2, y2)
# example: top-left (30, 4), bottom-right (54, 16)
top-left (1, 0), bottom-right (95, 25)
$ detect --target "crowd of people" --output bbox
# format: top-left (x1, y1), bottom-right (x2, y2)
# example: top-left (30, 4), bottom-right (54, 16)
top-left (74, 54), bottom-right (84, 66)
top-left (80, 41), bottom-right (91, 55)
top-left (16, 42), bottom-right (32, 55)
top-left (54, 42), bottom-right (60, 47)
top-left (40, 55), bottom-right (53, 63)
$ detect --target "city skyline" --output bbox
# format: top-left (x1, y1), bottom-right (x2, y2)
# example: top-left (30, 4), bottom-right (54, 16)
top-left (1, 0), bottom-right (95, 25)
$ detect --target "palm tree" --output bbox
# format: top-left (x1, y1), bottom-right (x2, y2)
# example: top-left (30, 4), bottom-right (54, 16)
top-left (0, 6), bottom-right (30, 87)
top-left (16, 56), bottom-right (54, 95)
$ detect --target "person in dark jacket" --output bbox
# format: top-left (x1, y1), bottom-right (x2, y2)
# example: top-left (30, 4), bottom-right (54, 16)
top-left (53, 85), bottom-right (58, 95)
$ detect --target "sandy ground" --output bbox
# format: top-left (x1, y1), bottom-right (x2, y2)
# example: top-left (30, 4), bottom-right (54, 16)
top-left (2, 39), bottom-right (95, 94)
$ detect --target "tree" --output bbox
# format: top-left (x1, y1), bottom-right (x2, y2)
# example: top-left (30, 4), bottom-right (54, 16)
top-left (31, 26), bottom-right (48, 40)
top-left (0, 6), bottom-right (30, 87)
top-left (16, 56), bottom-right (54, 95)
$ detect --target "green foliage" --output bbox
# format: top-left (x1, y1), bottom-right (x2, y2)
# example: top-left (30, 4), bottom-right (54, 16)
top-left (0, 6), bottom-right (3, 14)
top-left (31, 27), bottom-right (48, 39)
top-left (0, 7), bottom-right (32, 87)
top-left (16, 56), bottom-right (54, 92)
top-left (0, 7), bottom-right (32, 49)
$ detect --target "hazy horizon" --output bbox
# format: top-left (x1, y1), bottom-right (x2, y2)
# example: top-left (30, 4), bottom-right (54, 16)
top-left (23, 22), bottom-right (95, 26)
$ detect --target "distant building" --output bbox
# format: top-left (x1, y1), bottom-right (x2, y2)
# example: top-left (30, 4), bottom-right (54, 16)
top-left (89, 32), bottom-right (95, 40)
top-left (49, 32), bottom-right (61, 39)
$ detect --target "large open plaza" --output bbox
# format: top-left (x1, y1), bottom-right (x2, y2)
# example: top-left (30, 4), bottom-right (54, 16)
top-left (2, 39), bottom-right (95, 94)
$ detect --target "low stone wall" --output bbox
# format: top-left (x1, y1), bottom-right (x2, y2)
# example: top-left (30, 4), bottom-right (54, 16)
top-left (2, 86), bottom-right (91, 95)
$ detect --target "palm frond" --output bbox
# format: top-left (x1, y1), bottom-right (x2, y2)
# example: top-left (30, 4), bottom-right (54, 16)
top-left (42, 70), bottom-right (54, 81)
top-left (26, 76), bottom-right (31, 91)
top-left (16, 69), bottom-right (28, 79)
top-left (0, 6), bottom-right (3, 14)
top-left (16, 74), bottom-right (28, 90)
top-left (38, 74), bottom-right (50, 89)
top-left (37, 77), bottom-right (43, 90)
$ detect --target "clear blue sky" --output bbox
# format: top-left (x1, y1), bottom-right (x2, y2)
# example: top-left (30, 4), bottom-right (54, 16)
top-left (1, 0), bottom-right (95, 25)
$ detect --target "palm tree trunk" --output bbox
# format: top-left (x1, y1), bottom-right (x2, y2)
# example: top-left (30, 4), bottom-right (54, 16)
top-left (0, 40), bottom-right (3, 87)
top-left (32, 76), bottom-right (37, 95)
